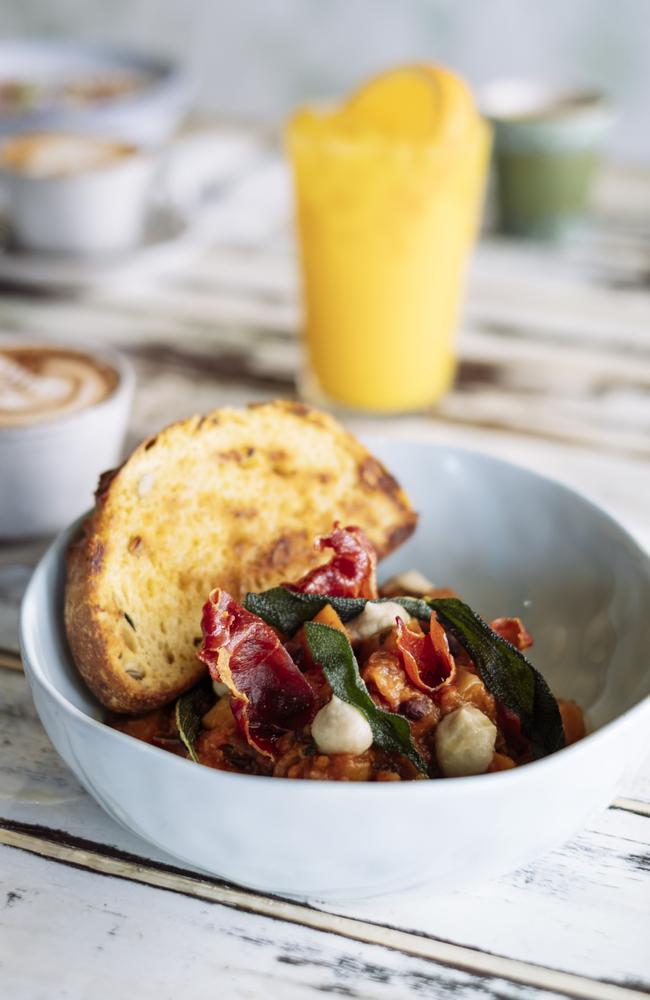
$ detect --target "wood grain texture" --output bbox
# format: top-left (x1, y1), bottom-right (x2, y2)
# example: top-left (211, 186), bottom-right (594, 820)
top-left (0, 650), bottom-right (21, 670)
top-left (1, 844), bottom-right (605, 1000)
top-left (1, 830), bottom-right (648, 1000)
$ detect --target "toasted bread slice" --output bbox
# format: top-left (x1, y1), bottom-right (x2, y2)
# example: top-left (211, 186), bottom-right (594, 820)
top-left (65, 401), bottom-right (416, 713)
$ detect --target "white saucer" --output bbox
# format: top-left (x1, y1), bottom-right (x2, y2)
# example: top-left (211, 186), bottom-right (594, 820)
top-left (0, 205), bottom-right (200, 292)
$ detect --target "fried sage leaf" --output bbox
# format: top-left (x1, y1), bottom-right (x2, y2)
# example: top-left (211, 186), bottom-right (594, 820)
top-left (428, 598), bottom-right (564, 758)
top-left (243, 587), bottom-right (431, 635)
top-left (175, 682), bottom-right (211, 763)
top-left (245, 585), bottom-right (563, 760)
top-left (304, 621), bottom-right (427, 774)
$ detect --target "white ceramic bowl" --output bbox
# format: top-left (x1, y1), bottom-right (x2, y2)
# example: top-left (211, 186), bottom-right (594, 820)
top-left (19, 443), bottom-right (650, 900)
top-left (0, 40), bottom-right (189, 147)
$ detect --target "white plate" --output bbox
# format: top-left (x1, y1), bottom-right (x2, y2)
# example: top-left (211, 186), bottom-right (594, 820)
top-left (19, 442), bottom-right (650, 900)
top-left (0, 205), bottom-right (199, 292)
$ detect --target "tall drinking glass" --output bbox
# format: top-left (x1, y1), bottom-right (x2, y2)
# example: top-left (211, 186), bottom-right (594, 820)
top-left (287, 66), bottom-right (491, 414)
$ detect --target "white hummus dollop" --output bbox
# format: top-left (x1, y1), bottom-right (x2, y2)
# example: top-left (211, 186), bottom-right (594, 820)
top-left (346, 601), bottom-right (410, 643)
top-left (311, 695), bottom-right (373, 755)
top-left (435, 705), bottom-right (496, 777)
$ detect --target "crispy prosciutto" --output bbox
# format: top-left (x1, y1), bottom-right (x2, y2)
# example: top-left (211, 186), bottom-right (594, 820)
top-left (395, 614), bottom-right (455, 693)
top-left (489, 617), bottom-right (533, 651)
top-left (198, 589), bottom-right (316, 758)
top-left (286, 524), bottom-right (378, 599)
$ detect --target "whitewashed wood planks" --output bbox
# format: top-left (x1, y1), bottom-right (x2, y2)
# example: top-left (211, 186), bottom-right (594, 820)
top-left (3, 836), bottom-right (649, 1000)
top-left (6, 843), bottom-right (635, 1000)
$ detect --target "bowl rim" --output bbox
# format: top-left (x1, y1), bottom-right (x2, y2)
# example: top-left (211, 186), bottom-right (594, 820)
top-left (19, 440), bottom-right (650, 797)
top-left (477, 77), bottom-right (610, 122)
top-left (0, 39), bottom-right (191, 145)
top-left (0, 37), bottom-right (186, 110)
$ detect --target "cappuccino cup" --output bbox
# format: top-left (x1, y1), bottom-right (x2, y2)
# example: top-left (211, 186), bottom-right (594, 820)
top-left (0, 132), bottom-right (154, 254)
top-left (0, 337), bottom-right (134, 538)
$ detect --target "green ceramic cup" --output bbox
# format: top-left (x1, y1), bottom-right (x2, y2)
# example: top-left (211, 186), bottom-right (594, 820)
top-left (481, 80), bottom-right (611, 240)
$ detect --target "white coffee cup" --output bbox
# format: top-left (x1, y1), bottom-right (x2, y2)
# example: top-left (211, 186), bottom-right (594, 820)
top-left (0, 132), bottom-right (155, 254)
top-left (0, 337), bottom-right (134, 538)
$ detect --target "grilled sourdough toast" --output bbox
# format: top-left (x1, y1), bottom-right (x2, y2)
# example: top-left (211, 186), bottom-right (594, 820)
top-left (64, 401), bottom-right (417, 713)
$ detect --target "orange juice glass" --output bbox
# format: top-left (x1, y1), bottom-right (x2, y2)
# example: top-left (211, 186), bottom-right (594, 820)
top-left (287, 66), bottom-right (491, 413)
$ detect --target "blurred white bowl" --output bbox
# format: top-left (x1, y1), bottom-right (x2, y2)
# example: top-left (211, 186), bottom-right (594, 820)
top-left (0, 39), bottom-right (189, 146)
top-left (19, 443), bottom-right (650, 899)
top-left (0, 133), bottom-right (156, 254)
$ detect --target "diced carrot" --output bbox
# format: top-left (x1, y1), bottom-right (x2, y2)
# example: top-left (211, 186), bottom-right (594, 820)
top-left (201, 695), bottom-right (235, 732)
top-left (312, 603), bottom-right (347, 632)
top-left (296, 603), bottom-right (348, 668)
top-left (487, 752), bottom-right (516, 772)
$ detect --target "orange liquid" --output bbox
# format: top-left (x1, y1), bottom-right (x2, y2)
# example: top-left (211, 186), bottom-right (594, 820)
top-left (287, 67), bottom-right (491, 413)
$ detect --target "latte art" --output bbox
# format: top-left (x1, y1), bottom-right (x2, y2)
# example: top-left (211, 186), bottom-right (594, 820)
top-left (0, 132), bottom-right (135, 178)
top-left (0, 346), bottom-right (118, 427)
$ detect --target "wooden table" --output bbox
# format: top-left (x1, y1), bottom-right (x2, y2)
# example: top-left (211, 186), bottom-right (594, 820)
top-left (1, 129), bottom-right (649, 1000)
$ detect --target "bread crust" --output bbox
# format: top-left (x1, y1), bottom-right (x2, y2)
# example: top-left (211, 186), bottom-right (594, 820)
top-left (64, 401), bottom-right (417, 714)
